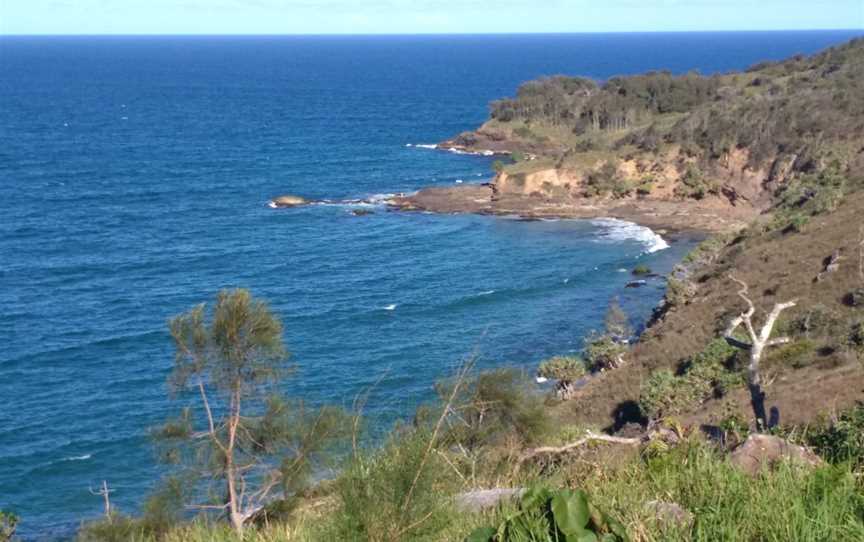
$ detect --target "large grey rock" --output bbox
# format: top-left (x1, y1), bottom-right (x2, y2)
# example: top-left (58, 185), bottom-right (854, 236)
top-left (455, 488), bottom-right (525, 513)
top-left (730, 434), bottom-right (823, 476)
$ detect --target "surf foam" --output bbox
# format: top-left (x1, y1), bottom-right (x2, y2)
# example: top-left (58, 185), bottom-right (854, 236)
top-left (590, 218), bottom-right (669, 253)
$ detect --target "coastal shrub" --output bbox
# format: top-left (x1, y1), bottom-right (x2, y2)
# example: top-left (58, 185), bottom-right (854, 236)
top-left (584, 161), bottom-right (622, 198)
top-left (632, 264), bottom-right (652, 276)
top-left (605, 297), bottom-right (633, 342)
top-left (538, 355), bottom-right (586, 382)
top-left (437, 369), bottom-right (549, 450)
top-left (584, 334), bottom-right (627, 372)
top-left (664, 277), bottom-right (696, 308)
top-left (329, 427), bottom-right (459, 542)
top-left (673, 166), bottom-right (717, 200)
top-left (0, 511), bottom-right (18, 542)
top-left (466, 487), bottom-right (628, 542)
top-left (640, 340), bottom-right (743, 419)
top-left (806, 403), bottom-right (864, 468)
top-left (640, 370), bottom-right (690, 419)
top-left (636, 180), bottom-right (653, 196)
top-left (764, 339), bottom-right (817, 369)
top-left (785, 304), bottom-right (845, 339)
top-left (492, 160), bottom-right (505, 174)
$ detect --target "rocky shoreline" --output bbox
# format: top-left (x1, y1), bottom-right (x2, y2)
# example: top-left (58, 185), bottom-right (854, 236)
top-left (385, 183), bottom-right (755, 235)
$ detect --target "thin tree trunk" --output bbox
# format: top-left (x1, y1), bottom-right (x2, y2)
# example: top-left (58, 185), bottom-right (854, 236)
top-left (226, 387), bottom-right (243, 536)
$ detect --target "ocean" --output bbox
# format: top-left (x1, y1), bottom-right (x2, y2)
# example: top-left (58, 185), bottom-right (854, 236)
top-left (1, 30), bottom-right (860, 540)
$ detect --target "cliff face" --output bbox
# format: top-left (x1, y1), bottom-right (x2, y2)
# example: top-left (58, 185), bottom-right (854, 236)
top-left (438, 37), bottom-right (864, 229)
top-left (493, 147), bottom-right (776, 212)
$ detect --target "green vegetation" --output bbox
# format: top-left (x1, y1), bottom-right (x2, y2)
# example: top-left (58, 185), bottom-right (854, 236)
top-left (640, 339), bottom-right (742, 419)
top-left (538, 355), bottom-right (586, 382)
top-left (467, 487), bottom-right (628, 542)
top-left (0, 511), bottom-right (18, 542)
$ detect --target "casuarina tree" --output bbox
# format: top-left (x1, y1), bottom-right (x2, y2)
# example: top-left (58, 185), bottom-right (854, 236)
top-left (157, 288), bottom-right (348, 535)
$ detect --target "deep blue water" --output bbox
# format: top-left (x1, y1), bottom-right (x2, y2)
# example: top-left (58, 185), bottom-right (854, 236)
top-left (1, 31), bottom-right (861, 540)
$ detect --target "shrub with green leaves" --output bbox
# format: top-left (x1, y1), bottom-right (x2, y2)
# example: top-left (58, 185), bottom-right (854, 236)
top-left (466, 487), bottom-right (629, 542)
top-left (584, 334), bottom-right (627, 372)
top-left (0, 511), bottom-right (18, 542)
top-left (436, 369), bottom-right (550, 450)
top-left (538, 356), bottom-right (587, 382)
top-left (764, 339), bottom-right (817, 369)
top-left (328, 428), bottom-right (458, 542)
top-left (806, 403), bottom-right (864, 468)
top-left (640, 339), bottom-right (743, 419)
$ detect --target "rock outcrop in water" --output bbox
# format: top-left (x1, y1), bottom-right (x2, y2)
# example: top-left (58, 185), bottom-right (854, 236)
top-left (269, 195), bottom-right (309, 208)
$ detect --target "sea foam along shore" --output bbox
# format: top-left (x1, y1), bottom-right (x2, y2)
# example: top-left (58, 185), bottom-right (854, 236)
top-left (589, 218), bottom-right (670, 254)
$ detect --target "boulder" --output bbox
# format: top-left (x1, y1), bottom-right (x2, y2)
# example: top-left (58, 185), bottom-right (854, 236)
top-left (730, 434), bottom-right (823, 476)
top-left (455, 488), bottom-right (525, 513)
top-left (269, 195), bottom-right (309, 208)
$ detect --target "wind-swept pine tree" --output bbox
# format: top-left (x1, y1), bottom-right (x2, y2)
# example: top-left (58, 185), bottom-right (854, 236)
top-left (156, 288), bottom-right (348, 535)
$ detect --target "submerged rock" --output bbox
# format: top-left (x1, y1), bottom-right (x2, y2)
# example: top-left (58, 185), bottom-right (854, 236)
top-left (730, 434), bottom-right (823, 476)
top-left (269, 195), bottom-right (309, 208)
top-left (350, 209), bottom-right (374, 216)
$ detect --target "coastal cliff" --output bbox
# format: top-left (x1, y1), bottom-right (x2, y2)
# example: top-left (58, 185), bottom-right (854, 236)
top-left (395, 37), bottom-right (864, 236)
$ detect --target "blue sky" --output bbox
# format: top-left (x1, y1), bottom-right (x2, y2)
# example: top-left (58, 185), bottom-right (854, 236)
top-left (2, 0), bottom-right (862, 35)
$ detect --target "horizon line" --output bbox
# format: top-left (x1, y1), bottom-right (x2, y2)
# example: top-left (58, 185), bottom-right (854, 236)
top-left (2, 28), bottom-right (863, 38)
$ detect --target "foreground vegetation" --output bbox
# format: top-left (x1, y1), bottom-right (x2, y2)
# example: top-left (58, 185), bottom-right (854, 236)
top-left (67, 288), bottom-right (864, 541)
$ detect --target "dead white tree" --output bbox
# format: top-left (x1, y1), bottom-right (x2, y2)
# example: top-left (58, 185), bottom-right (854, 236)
top-left (723, 276), bottom-right (797, 431)
top-left (89, 480), bottom-right (114, 520)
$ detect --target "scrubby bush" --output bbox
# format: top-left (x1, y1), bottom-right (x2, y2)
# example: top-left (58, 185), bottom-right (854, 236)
top-left (674, 166), bottom-right (718, 200)
top-left (584, 334), bottom-right (627, 372)
top-left (664, 277), bottom-right (696, 308)
top-left (538, 355), bottom-right (586, 382)
top-left (328, 428), bottom-right (459, 542)
top-left (640, 339), bottom-right (743, 419)
top-left (764, 339), bottom-right (817, 369)
top-left (806, 403), bottom-right (864, 468)
top-left (436, 369), bottom-right (549, 450)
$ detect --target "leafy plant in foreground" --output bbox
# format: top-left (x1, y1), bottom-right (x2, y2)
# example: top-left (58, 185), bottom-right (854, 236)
top-left (467, 487), bottom-right (628, 542)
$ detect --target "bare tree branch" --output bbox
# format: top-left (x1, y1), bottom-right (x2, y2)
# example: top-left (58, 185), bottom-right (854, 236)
top-left (723, 276), bottom-right (797, 431)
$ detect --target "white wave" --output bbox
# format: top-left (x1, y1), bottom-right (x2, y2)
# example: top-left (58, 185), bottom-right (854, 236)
top-left (455, 179), bottom-right (463, 184)
top-left (477, 290), bottom-right (495, 296)
top-left (563, 278), bottom-right (570, 284)
top-left (618, 268), bottom-right (628, 273)
top-left (535, 376), bottom-right (549, 384)
top-left (267, 201), bottom-right (278, 208)
top-left (590, 217), bottom-right (669, 253)
top-left (410, 143), bottom-right (438, 150)
top-left (383, 304), bottom-right (397, 311)
top-left (63, 454), bottom-right (92, 462)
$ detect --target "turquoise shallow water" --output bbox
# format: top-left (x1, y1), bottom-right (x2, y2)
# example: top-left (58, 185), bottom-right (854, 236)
top-left (1, 31), bottom-right (861, 539)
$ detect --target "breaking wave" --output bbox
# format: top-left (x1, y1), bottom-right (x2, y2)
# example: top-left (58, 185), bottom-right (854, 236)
top-left (590, 218), bottom-right (670, 253)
